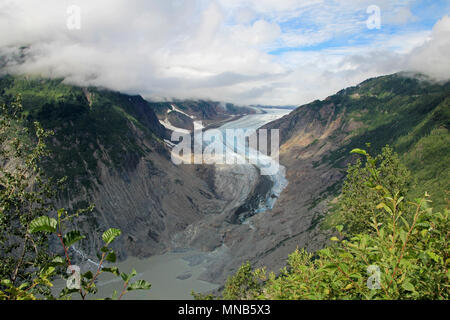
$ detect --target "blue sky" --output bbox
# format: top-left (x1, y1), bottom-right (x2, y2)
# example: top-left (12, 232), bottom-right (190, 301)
top-left (232, 0), bottom-right (450, 55)
top-left (1, 0), bottom-right (449, 105)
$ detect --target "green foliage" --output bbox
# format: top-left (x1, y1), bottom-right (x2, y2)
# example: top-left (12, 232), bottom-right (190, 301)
top-left (202, 147), bottom-right (449, 300)
top-left (0, 95), bottom-right (57, 297)
top-left (62, 230), bottom-right (85, 248)
top-left (317, 73), bottom-right (450, 170)
top-left (127, 280), bottom-right (152, 292)
top-left (221, 262), bottom-right (265, 300)
top-left (402, 127), bottom-right (450, 211)
top-left (334, 145), bottom-right (412, 235)
top-left (29, 216), bottom-right (57, 234)
top-left (0, 97), bottom-right (151, 300)
top-left (255, 196), bottom-right (448, 299)
top-left (102, 228), bottom-right (121, 246)
top-left (193, 262), bottom-right (266, 300)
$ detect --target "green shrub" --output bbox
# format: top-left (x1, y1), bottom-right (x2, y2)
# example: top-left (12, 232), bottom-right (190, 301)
top-left (201, 147), bottom-right (449, 300)
top-left (336, 145), bottom-right (412, 235)
top-left (0, 97), bottom-right (150, 300)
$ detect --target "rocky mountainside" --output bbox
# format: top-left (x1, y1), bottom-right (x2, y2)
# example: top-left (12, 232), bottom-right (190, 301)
top-left (186, 73), bottom-right (449, 286)
top-left (150, 100), bottom-right (255, 132)
top-left (0, 75), bottom-right (253, 262)
top-left (254, 72), bottom-right (450, 274)
top-left (172, 73), bottom-right (449, 286)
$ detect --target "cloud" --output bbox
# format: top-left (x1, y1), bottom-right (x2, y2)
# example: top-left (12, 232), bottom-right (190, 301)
top-left (230, 20), bottom-right (281, 46)
top-left (0, 0), bottom-right (449, 106)
top-left (407, 15), bottom-right (450, 81)
top-left (384, 6), bottom-right (418, 25)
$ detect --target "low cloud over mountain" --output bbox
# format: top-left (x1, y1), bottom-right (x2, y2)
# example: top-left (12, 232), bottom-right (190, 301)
top-left (1, 0), bottom-right (449, 105)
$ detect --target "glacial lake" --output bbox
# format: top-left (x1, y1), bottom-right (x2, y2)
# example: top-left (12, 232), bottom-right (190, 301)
top-left (53, 250), bottom-right (219, 300)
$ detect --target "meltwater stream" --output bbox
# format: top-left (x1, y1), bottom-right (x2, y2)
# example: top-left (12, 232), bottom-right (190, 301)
top-left (55, 107), bottom-right (292, 300)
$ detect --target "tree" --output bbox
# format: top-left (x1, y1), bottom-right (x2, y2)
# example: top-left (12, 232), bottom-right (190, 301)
top-left (337, 145), bottom-right (412, 235)
top-left (0, 95), bottom-right (56, 296)
top-left (0, 96), bottom-right (151, 300)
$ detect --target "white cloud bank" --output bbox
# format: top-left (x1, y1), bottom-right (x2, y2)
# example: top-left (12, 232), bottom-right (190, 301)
top-left (0, 0), bottom-right (449, 106)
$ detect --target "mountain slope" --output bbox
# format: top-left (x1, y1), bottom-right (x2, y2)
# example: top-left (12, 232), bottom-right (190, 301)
top-left (150, 100), bottom-right (255, 133)
top-left (248, 72), bottom-right (450, 275)
top-left (0, 75), bottom-right (246, 262)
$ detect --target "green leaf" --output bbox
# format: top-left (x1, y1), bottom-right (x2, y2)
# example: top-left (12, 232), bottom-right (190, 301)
top-left (29, 216), bottom-right (57, 233)
top-left (426, 251), bottom-right (440, 263)
top-left (330, 237), bottom-right (339, 242)
top-left (49, 256), bottom-right (65, 267)
top-left (57, 208), bottom-right (65, 220)
top-left (106, 251), bottom-right (117, 263)
top-left (100, 246), bottom-right (110, 253)
top-left (120, 269), bottom-right (137, 283)
top-left (40, 266), bottom-right (55, 277)
top-left (401, 281), bottom-right (415, 292)
top-left (416, 222), bottom-right (430, 228)
top-left (400, 216), bottom-right (410, 230)
top-left (18, 282), bottom-right (30, 290)
top-left (127, 280), bottom-right (151, 291)
top-left (102, 267), bottom-right (120, 276)
top-left (350, 148), bottom-right (368, 156)
top-left (102, 228), bottom-right (121, 245)
top-left (63, 230), bottom-right (85, 247)
top-left (83, 271), bottom-right (94, 280)
top-left (396, 196), bottom-right (404, 206)
top-left (1, 279), bottom-right (12, 287)
top-left (376, 202), bottom-right (393, 215)
top-left (323, 263), bottom-right (338, 270)
top-left (399, 229), bottom-right (407, 244)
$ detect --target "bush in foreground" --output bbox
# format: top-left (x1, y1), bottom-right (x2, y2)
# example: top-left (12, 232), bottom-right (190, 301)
top-left (197, 148), bottom-right (449, 300)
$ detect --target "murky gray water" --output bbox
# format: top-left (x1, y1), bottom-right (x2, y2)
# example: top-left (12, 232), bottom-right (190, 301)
top-left (94, 250), bottom-right (219, 300)
top-left (53, 250), bottom-right (219, 300)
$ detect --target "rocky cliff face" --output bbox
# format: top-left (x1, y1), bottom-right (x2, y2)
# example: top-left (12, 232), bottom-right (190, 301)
top-left (248, 73), bottom-right (450, 279)
top-left (186, 102), bottom-right (354, 285)
top-left (0, 75), bottom-right (253, 266)
top-left (190, 73), bottom-right (450, 285)
top-left (61, 140), bottom-right (228, 261)
top-left (152, 100), bottom-right (255, 132)
top-left (51, 98), bottom-right (259, 265)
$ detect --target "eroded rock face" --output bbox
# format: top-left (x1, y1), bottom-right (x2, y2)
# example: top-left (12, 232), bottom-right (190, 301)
top-left (51, 97), bottom-right (358, 287)
top-left (60, 146), bottom-right (229, 262)
top-left (111, 103), bottom-right (352, 286)
top-left (186, 101), bottom-right (362, 285)
top-left (36, 81), bottom-right (355, 286)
